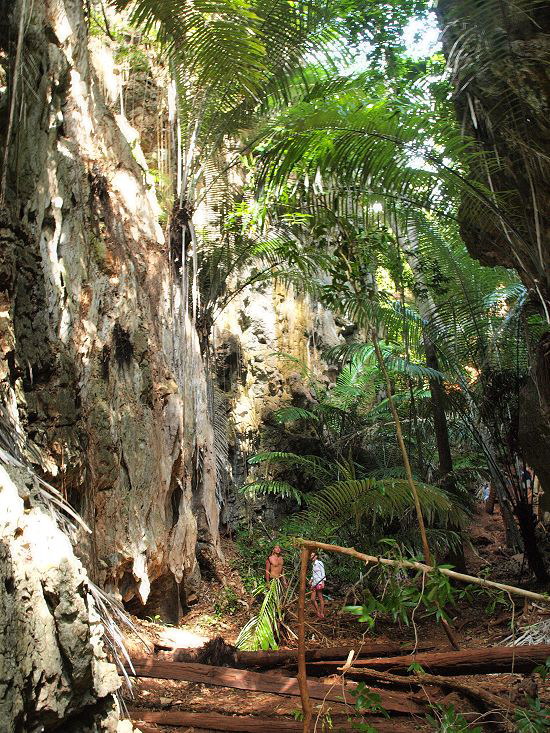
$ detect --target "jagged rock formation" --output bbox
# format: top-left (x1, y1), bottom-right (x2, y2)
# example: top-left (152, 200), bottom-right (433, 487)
top-left (0, 0), bottom-right (220, 627)
top-left (0, 462), bottom-right (136, 732)
top-left (437, 2), bottom-right (550, 295)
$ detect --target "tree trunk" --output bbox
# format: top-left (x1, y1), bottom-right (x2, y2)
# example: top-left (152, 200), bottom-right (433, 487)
top-left (501, 498), bottom-right (523, 552)
top-left (424, 338), bottom-right (453, 477)
top-left (485, 484), bottom-right (497, 514)
top-left (127, 658), bottom-right (423, 714)
top-left (313, 644), bottom-right (550, 676)
top-left (423, 334), bottom-right (467, 571)
top-left (514, 499), bottom-right (549, 582)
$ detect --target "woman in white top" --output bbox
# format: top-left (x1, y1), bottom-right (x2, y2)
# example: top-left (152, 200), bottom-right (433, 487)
top-left (310, 552), bottom-right (326, 619)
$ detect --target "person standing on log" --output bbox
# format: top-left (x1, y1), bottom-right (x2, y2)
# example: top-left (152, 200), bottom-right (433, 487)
top-left (265, 545), bottom-right (284, 584)
top-left (310, 551), bottom-right (326, 619)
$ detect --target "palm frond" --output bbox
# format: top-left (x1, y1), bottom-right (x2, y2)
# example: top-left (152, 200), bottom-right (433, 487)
top-left (236, 578), bottom-right (282, 650)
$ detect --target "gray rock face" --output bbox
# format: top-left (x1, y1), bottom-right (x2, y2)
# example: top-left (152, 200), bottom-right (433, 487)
top-left (0, 0), bottom-right (219, 621)
top-left (0, 463), bottom-right (124, 732)
top-left (214, 280), bottom-right (345, 526)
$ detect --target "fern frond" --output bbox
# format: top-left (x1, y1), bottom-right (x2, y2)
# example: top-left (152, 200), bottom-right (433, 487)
top-left (241, 480), bottom-right (303, 503)
top-left (305, 477), bottom-right (467, 528)
top-left (273, 406), bottom-right (319, 423)
top-left (248, 451), bottom-right (332, 480)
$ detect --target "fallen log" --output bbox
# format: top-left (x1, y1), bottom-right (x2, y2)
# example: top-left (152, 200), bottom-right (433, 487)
top-left (341, 667), bottom-right (514, 732)
top-left (127, 657), bottom-right (424, 714)
top-left (238, 643), bottom-right (432, 667)
top-left (168, 641), bottom-right (432, 667)
top-left (305, 644), bottom-right (550, 677)
top-left (129, 709), bottom-right (417, 732)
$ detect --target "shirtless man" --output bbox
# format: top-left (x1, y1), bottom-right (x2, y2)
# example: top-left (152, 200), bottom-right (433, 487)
top-left (265, 545), bottom-right (284, 584)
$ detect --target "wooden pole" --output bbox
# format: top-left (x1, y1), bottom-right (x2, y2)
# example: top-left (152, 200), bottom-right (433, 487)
top-left (297, 546), bottom-right (312, 732)
top-left (372, 334), bottom-right (431, 564)
top-left (371, 334), bottom-right (459, 649)
top-left (295, 539), bottom-right (550, 604)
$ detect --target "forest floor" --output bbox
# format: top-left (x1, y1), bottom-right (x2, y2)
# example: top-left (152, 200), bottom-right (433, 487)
top-left (122, 504), bottom-right (550, 732)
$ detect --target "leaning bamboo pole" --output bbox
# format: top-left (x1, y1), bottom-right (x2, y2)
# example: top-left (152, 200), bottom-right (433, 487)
top-left (371, 333), bottom-right (459, 650)
top-left (297, 546), bottom-right (312, 733)
top-left (371, 333), bottom-right (432, 565)
top-left (295, 539), bottom-right (550, 604)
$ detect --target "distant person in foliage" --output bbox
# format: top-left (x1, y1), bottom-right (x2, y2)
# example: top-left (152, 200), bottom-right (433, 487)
top-left (265, 545), bottom-right (284, 584)
top-left (310, 551), bottom-right (326, 619)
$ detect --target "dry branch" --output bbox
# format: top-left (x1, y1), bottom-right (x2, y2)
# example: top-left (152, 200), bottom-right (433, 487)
top-left (295, 539), bottom-right (550, 603)
top-left (340, 667), bottom-right (515, 732)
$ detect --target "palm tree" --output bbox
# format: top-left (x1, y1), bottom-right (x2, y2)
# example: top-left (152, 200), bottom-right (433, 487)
top-left (110, 0), bottom-right (347, 340)
top-left (247, 71), bottom-right (548, 579)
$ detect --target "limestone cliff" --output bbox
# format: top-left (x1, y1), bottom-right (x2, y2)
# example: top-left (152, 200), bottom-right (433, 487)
top-left (0, 0), bottom-right (220, 627)
top-left (214, 278), bottom-right (346, 526)
top-left (0, 461), bottom-right (132, 733)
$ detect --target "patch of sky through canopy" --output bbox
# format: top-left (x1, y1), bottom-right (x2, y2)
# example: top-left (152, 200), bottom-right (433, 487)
top-left (339, 10), bottom-right (441, 74)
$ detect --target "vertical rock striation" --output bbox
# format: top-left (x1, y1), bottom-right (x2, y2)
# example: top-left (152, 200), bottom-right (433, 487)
top-left (214, 279), bottom-right (344, 526)
top-left (0, 0), bottom-right (220, 626)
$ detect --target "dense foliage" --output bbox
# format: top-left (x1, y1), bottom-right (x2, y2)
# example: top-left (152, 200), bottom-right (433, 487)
top-left (111, 0), bottom-right (549, 594)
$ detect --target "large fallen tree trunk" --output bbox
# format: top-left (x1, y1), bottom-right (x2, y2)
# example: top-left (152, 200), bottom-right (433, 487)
top-left (127, 658), bottom-right (424, 714)
top-left (237, 642), bottom-right (431, 667)
top-left (130, 710), bottom-right (414, 732)
top-left (168, 641), bottom-right (432, 667)
top-left (305, 645), bottom-right (550, 677)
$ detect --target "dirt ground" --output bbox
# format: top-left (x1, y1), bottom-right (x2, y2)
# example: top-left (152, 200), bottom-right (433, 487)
top-left (123, 506), bottom-right (550, 732)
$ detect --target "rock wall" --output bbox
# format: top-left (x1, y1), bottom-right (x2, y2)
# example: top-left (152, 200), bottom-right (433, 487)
top-left (437, 2), bottom-right (550, 295)
top-left (0, 461), bottom-right (132, 732)
top-left (213, 278), bottom-right (345, 526)
top-left (0, 0), bottom-right (219, 626)
top-left (437, 1), bottom-right (550, 492)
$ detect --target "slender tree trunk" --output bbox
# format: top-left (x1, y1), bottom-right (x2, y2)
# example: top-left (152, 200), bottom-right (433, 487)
top-left (423, 335), bottom-right (467, 572)
top-left (372, 334), bottom-right (431, 564)
top-left (297, 546), bottom-right (312, 732)
top-left (408, 381), bottom-right (426, 475)
top-left (514, 499), bottom-right (548, 582)
top-left (372, 333), bottom-right (460, 650)
top-left (424, 338), bottom-right (453, 476)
